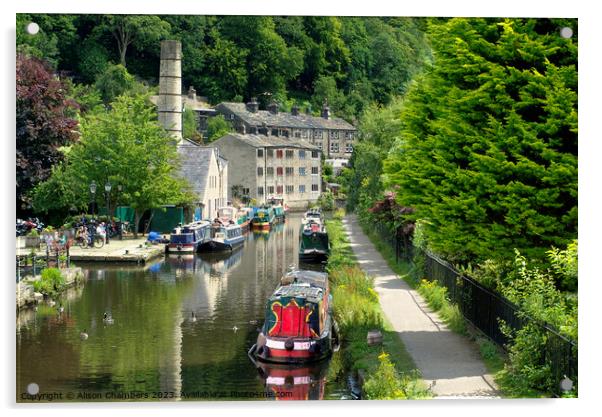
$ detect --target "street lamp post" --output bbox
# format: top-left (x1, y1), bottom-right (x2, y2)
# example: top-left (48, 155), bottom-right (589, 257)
top-left (117, 184), bottom-right (123, 240)
top-left (89, 181), bottom-right (97, 216)
top-left (105, 181), bottom-right (112, 244)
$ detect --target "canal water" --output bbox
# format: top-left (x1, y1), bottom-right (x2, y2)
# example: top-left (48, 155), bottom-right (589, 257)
top-left (16, 213), bottom-right (349, 402)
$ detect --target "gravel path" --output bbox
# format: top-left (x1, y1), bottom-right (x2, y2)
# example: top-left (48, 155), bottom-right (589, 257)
top-left (342, 214), bottom-right (499, 398)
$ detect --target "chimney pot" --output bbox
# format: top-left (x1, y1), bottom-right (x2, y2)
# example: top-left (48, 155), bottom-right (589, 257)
top-left (246, 97), bottom-right (259, 113)
top-left (267, 101), bottom-right (279, 115)
top-left (321, 99), bottom-right (330, 120)
top-left (188, 86), bottom-right (197, 101)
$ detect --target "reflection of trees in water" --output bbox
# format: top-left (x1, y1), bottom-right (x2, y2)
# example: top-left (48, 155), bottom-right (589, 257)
top-left (73, 268), bottom-right (196, 395)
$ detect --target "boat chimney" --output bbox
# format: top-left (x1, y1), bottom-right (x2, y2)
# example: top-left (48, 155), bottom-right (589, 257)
top-left (158, 40), bottom-right (182, 143)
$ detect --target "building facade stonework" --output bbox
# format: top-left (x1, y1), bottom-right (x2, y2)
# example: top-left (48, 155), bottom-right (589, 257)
top-left (214, 100), bottom-right (356, 160)
top-left (212, 133), bottom-right (322, 209)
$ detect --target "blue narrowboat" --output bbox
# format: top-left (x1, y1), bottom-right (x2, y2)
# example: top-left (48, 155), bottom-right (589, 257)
top-left (252, 206), bottom-right (275, 230)
top-left (167, 220), bottom-right (211, 253)
top-left (201, 222), bottom-right (245, 251)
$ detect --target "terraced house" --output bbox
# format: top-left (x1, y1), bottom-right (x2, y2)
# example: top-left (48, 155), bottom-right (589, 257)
top-left (215, 99), bottom-right (356, 159)
top-left (211, 133), bottom-right (322, 209)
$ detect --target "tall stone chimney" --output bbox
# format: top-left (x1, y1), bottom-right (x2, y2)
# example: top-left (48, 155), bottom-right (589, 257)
top-left (291, 104), bottom-right (300, 116)
top-left (158, 40), bottom-right (182, 142)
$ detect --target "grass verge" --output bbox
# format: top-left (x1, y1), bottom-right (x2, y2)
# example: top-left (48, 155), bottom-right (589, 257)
top-left (325, 214), bottom-right (430, 399)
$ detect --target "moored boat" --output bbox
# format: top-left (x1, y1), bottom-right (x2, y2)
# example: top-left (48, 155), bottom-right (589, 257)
top-left (249, 269), bottom-right (339, 364)
top-left (299, 218), bottom-right (330, 263)
top-left (201, 222), bottom-right (245, 252)
top-left (216, 206), bottom-right (251, 232)
top-left (251, 205), bottom-right (275, 230)
top-left (267, 196), bottom-right (287, 223)
top-left (167, 220), bottom-right (211, 253)
top-left (301, 208), bottom-right (323, 226)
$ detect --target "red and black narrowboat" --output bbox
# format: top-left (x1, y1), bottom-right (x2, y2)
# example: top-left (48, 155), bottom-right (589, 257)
top-left (249, 269), bottom-right (339, 364)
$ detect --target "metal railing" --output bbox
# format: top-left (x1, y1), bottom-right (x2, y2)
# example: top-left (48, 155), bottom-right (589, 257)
top-left (374, 222), bottom-right (577, 395)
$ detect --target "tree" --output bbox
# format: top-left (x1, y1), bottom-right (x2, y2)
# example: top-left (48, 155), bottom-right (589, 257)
top-left (182, 105), bottom-right (202, 143)
top-left (16, 54), bottom-right (79, 214)
top-left (205, 115), bottom-right (232, 143)
top-left (33, 94), bottom-right (195, 236)
top-left (95, 63), bottom-right (145, 104)
top-left (95, 15), bottom-right (171, 67)
top-left (383, 18), bottom-right (578, 263)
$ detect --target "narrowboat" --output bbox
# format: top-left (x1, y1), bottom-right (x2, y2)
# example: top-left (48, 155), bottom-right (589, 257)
top-left (301, 208), bottom-right (323, 226)
top-left (249, 269), bottom-right (339, 364)
top-left (299, 220), bottom-right (330, 263)
top-left (216, 206), bottom-right (251, 232)
top-left (267, 196), bottom-right (287, 223)
top-left (167, 220), bottom-right (211, 253)
top-left (201, 222), bottom-right (245, 252)
top-left (251, 206), bottom-right (275, 230)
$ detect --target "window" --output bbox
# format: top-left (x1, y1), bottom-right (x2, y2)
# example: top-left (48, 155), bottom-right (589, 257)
top-left (257, 186), bottom-right (264, 196)
top-left (299, 167), bottom-right (306, 176)
top-left (299, 185), bottom-right (306, 193)
top-left (302, 130), bottom-right (308, 138)
top-left (312, 184), bottom-right (319, 192)
top-left (285, 167), bottom-right (294, 176)
top-left (316, 142), bottom-right (322, 150)
top-left (330, 141), bottom-right (339, 153)
top-left (314, 130), bottom-right (323, 139)
top-left (276, 167), bottom-right (283, 176)
top-left (257, 167), bottom-right (263, 176)
top-left (294, 131), bottom-right (301, 138)
top-left (345, 142), bottom-right (354, 153)
top-left (268, 186), bottom-right (275, 194)
top-left (286, 185), bottom-right (294, 194)
top-left (266, 167), bottom-right (274, 176)
top-left (299, 150), bottom-right (306, 159)
top-left (243, 187), bottom-right (250, 195)
top-left (276, 150), bottom-right (283, 158)
top-left (267, 149), bottom-right (274, 158)
top-left (257, 149), bottom-right (264, 158)
top-left (285, 150), bottom-right (294, 159)
top-left (329, 130), bottom-right (339, 139)
top-left (272, 128), bottom-right (279, 136)
top-left (282, 129), bottom-right (290, 138)
top-left (312, 151), bottom-right (319, 158)
top-left (229, 114), bottom-right (235, 120)
top-left (276, 185), bottom-right (283, 195)
top-left (311, 166), bottom-right (319, 175)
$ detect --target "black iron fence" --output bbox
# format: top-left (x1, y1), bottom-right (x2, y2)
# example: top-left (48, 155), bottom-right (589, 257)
top-left (374, 223), bottom-right (577, 395)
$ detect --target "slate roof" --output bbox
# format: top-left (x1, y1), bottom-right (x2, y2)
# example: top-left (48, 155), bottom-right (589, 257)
top-left (216, 102), bottom-right (356, 131)
top-left (150, 95), bottom-right (212, 111)
top-left (177, 139), bottom-right (221, 200)
top-left (215, 133), bottom-right (320, 150)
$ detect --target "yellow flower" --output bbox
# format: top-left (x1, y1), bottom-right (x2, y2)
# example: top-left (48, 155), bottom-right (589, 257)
top-left (378, 352), bottom-right (390, 361)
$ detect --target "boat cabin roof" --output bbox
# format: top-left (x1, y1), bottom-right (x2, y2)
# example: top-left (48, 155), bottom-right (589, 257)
top-left (270, 284), bottom-right (324, 304)
top-left (280, 269), bottom-right (328, 289)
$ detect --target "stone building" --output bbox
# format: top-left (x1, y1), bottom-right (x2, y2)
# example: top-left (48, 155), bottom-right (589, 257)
top-left (214, 99), bottom-right (357, 160)
top-left (178, 139), bottom-right (228, 221)
top-left (211, 133), bottom-right (322, 209)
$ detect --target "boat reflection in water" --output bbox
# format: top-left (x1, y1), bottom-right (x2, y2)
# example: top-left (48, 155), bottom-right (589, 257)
top-left (197, 246), bottom-right (244, 278)
top-left (251, 358), bottom-right (329, 400)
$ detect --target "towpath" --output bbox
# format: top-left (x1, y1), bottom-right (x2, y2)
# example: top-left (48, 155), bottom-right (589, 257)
top-left (342, 214), bottom-right (499, 398)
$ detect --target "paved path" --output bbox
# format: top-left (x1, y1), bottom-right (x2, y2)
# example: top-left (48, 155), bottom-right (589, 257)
top-left (68, 237), bottom-right (165, 263)
top-left (342, 215), bottom-right (499, 398)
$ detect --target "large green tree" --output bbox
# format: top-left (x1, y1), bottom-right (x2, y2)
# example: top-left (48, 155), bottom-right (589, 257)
top-left (383, 18), bottom-right (578, 263)
top-left (33, 94), bottom-right (195, 235)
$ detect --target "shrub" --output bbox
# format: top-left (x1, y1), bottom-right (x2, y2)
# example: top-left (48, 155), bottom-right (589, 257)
top-left (318, 190), bottom-right (335, 211)
top-left (32, 268), bottom-right (65, 296)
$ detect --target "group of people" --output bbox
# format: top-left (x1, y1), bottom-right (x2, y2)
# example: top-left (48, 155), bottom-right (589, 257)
top-left (75, 221), bottom-right (109, 245)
